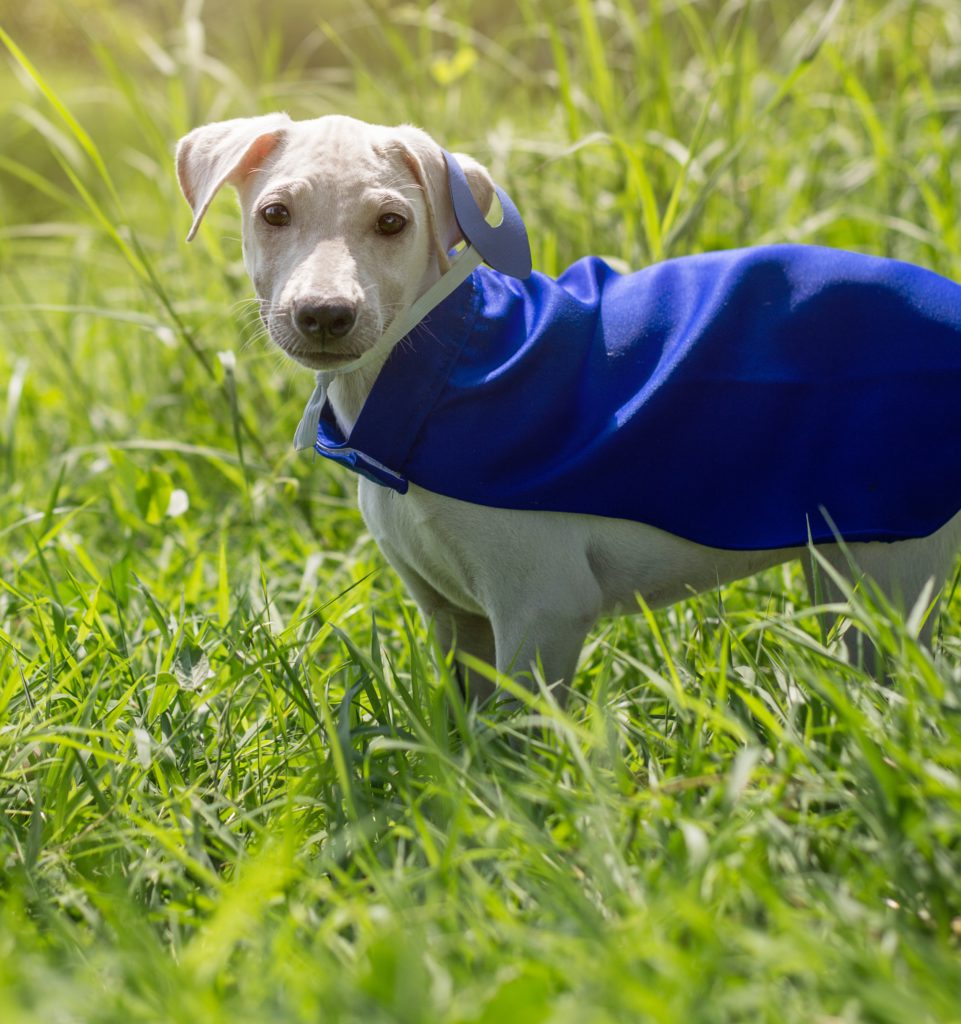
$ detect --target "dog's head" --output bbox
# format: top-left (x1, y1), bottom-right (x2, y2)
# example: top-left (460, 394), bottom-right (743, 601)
top-left (176, 114), bottom-right (494, 372)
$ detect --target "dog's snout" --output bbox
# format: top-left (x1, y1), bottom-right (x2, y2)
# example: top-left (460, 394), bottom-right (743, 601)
top-left (294, 301), bottom-right (357, 340)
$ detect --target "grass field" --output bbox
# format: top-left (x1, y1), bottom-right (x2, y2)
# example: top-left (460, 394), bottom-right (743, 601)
top-left (3, 0), bottom-right (961, 1020)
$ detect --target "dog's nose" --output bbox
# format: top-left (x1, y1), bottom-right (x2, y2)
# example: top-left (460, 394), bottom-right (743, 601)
top-left (294, 301), bottom-right (357, 340)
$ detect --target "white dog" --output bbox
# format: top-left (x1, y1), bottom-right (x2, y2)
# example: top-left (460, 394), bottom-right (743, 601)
top-left (176, 113), bottom-right (961, 700)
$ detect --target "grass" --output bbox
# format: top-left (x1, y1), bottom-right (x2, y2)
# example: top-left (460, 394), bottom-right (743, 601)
top-left (2, 0), bottom-right (961, 1019)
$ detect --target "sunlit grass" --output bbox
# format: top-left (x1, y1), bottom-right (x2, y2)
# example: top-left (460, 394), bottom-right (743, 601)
top-left (3, 0), bottom-right (961, 1020)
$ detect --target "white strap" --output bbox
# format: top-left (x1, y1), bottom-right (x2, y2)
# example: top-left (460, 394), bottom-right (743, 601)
top-left (293, 374), bottom-right (331, 450)
top-left (328, 244), bottom-right (483, 376)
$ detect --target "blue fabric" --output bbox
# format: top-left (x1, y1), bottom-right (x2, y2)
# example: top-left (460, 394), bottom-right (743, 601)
top-left (315, 244), bottom-right (961, 550)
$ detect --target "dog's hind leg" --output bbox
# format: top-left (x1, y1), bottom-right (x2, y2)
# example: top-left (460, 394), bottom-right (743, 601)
top-left (804, 508), bottom-right (961, 668)
top-left (845, 511), bottom-right (961, 649)
top-left (441, 609), bottom-right (498, 704)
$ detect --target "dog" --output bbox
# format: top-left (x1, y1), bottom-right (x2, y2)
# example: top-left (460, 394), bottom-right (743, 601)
top-left (176, 113), bottom-right (961, 702)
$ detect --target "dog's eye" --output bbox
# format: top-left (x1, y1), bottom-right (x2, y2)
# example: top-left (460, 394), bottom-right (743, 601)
top-left (261, 203), bottom-right (291, 227)
top-left (376, 212), bottom-right (407, 236)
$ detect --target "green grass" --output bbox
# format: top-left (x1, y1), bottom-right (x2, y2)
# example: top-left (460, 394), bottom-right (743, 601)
top-left (3, 0), bottom-right (961, 1020)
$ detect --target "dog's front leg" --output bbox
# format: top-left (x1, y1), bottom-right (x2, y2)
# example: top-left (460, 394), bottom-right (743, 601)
top-left (435, 608), bottom-right (498, 704)
top-left (489, 594), bottom-right (601, 706)
top-left (381, 555), bottom-right (498, 702)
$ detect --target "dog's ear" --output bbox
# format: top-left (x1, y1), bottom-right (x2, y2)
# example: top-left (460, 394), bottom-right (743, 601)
top-left (391, 126), bottom-right (495, 272)
top-left (176, 113), bottom-right (292, 241)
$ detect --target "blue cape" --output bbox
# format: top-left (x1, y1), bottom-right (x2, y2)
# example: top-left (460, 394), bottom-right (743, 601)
top-left (313, 244), bottom-right (961, 550)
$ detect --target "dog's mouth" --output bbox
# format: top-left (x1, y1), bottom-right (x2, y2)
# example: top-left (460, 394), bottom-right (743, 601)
top-left (264, 313), bottom-right (370, 371)
top-left (261, 300), bottom-right (399, 374)
top-left (279, 344), bottom-right (360, 371)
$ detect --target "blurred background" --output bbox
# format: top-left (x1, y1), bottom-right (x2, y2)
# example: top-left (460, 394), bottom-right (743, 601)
top-left (6, 0), bottom-right (960, 259)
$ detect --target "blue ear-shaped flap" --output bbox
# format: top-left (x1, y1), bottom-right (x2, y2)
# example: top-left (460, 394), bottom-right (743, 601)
top-left (442, 149), bottom-right (532, 280)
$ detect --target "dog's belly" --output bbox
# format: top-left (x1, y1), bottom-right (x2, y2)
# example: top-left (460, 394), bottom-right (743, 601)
top-left (359, 479), bottom-right (804, 620)
top-left (583, 520), bottom-right (802, 612)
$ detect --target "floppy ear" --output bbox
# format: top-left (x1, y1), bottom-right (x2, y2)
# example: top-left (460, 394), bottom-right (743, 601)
top-left (176, 113), bottom-right (292, 241)
top-left (391, 126), bottom-right (495, 272)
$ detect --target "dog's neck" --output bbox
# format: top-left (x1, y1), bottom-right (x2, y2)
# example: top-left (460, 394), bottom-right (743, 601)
top-left (325, 354), bottom-right (389, 434)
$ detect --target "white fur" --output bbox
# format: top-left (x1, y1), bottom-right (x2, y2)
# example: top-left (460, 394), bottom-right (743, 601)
top-left (177, 114), bottom-right (961, 701)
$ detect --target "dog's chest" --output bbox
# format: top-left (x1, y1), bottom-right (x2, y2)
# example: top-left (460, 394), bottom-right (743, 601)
top-left (357, 479), bottom-right (488, 614)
